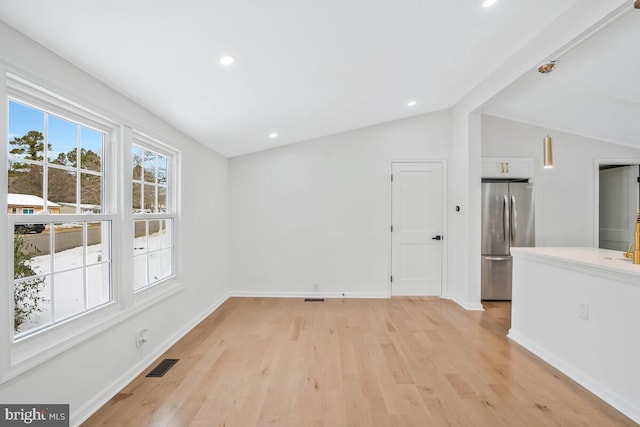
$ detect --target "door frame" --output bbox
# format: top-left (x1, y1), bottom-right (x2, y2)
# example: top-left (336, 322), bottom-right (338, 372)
top-left (388, 159), bottom-right (448, 298)
top-left (593, 158), bottom-right (640, 248)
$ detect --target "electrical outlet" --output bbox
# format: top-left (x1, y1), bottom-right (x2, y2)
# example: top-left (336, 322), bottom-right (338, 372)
top-left (578, 303), bottom-right (589, 321)
top-left (136, 329), bottom-right (149, 347)
top-left (313, 282), bottom-right (319, 291)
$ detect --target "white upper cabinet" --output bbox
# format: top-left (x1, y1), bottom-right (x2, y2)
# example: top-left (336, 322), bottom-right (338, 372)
top-left (481, 157), bottom-right (534, 179)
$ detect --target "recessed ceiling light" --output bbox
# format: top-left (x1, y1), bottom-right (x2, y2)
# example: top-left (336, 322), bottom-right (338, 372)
top-left (269, 132), bottom-right (278, 139)
top-left (219, 55), bottom-right (235, 66)
top-left (407, 100), bottom-right (417, 107)
top-left (482, 0), bottom-right (497, 7)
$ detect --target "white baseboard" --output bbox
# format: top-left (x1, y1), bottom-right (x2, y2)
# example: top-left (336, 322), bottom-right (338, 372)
top-left (443, 294), bottom-right (485, 311)
top-left (71, 292), bottom-right (231, 426)
top-left (228, 291), bottom-right (388, 299)
top-left (508, 329), bottom-right (640, 425)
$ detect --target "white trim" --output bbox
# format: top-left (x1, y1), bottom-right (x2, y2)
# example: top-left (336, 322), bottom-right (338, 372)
top-left (0, 64), bottom-right (11, 378)
top-left (119, 127), bottom-right (135, 308)
top-left (72, 291), bottom-right (231, 427)
top-left (443, 294), bottom-right (485, 311)
top-left (592, 158), bottom-right (640, 249)
top-left (508, 329), bottom-right (640, 425)
top-left (132, 129), bottom-right (178, 158)
top-left (7, 72), bottom-right (117, 135)
top-left (229, 291), bottom-right (388, 299)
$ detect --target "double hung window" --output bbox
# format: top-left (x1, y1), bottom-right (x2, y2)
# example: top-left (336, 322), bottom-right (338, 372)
top-left (131, 135), bottom-right (175, 291)
top-left (7, 86), bottom-right (112, 338)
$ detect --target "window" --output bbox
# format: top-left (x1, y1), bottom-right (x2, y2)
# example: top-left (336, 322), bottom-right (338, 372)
top-left (131, 136), bottom-right (175, 291)
top-left (2, 72), bottom-right (181, 379)
top-left (7, 90), bottom-right (112, 339)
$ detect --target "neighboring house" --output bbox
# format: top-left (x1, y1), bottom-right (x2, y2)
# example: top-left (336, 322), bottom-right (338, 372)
top-left (7, 193), bottom-right (61, 215)
top-left (56, 202), bottom-right (101, 214)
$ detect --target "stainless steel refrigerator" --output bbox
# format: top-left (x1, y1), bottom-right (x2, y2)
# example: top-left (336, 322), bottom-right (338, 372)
top-left (481, 181), bottom-right (535, 300)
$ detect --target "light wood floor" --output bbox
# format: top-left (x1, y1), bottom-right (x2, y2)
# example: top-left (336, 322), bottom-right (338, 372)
top-left (83, 298), bottom-right (637, 426)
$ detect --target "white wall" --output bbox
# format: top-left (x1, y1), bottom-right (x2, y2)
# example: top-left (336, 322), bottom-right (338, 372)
top-left (509, 248), bottom-right (640, 423)
top-left (482, 114), bottom-right (640, 247)
top-left (0, 21), bottom-right (229, 425)
top-left (230, 111), bottom-right (452, 297)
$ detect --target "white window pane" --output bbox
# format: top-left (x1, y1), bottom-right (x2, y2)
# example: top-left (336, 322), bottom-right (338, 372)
top-left (8, 101), bottom-right (45, 161)
top-left (14, 232), bottom-right (50, 277)
top-left (148, 251), bottom-right (162, 283)
top-left (8, 163), bottom-right (44, 203)
top-left (133, 182), bottom-right (142, 212)
top-left (53, 222), bottom-right (84, 270)
top-left (87, 221), bottom-right (110, 264)
top-left (80, 126), bottom-right (102, 172)
top-left (132, 145), bottom-right (143, 180)
top-left (53, 269), bottom-right (84, 321)
top-left (48, 167), bottom-right (76, 206)
top-left (48, 115), bottom-right (77, 165)
top-left (133, 254), bottom-right (147, 290)
top-left (158, 186), bottom-right (167, 213)
top-left (161, 249), bottom-right (173, 279)
top-left (80, 173), bottom-right (101, 211)
top-left (143, 151), bottom-right (157, 183)
top-left (134, 221), bottom-right (147, 254)
top-left (157, 155), bottom-right (167, 185)
top-left (86, 263), bottom-right (110, 309)
top-left (14, 275), bottom-right (51, 335)
top-left (148, 220), bottom-right (161, 250)
top-left (161, 220), bottom-right (172, 249)
top-left (142, 184), bottom-right (155, 212)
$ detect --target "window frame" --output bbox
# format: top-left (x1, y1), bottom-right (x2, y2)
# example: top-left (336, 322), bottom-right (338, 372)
top-left (7, 76), bottom-right (117, 341)
top-left (1, 68), bottom-right (183, 385)
top-left (130, 131), bottom-right (178, 293)
top-left (1, 71), bottom-right (126, 382)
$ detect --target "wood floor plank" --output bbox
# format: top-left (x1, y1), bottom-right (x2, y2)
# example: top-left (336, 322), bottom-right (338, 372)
top-left (82, 298), bottom-right (638, 427)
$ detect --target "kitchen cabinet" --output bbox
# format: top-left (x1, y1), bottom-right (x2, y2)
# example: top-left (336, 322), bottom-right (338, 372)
top-left (482, 157), bottom-right (534, 179)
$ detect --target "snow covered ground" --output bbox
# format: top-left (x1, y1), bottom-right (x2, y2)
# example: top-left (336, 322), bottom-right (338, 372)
top-left (15, 229), bottom-right (171, 336)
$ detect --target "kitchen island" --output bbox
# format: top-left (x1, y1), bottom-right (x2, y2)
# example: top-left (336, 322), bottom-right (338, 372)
top-left (508, 247), bottom-right (640, 424)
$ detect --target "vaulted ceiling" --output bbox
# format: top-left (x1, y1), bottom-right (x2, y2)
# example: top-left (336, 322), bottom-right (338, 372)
top-left (5, 0), bottom-right (631, 157)
top-left (482, 5), bottom-right (640, 150)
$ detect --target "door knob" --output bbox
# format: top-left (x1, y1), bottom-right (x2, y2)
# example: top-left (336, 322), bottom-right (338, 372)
top-left (432, 235), bottom-right (443, 240)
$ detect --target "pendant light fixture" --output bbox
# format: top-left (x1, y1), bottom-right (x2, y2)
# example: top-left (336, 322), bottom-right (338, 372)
top-left (543, 135), bottom-right (553, 168)
top-left (537, 63), bottom-right (555, 169)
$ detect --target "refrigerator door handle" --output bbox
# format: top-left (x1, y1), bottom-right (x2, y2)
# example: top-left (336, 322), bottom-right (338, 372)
top-left (511, 195), bottom-right (517, 244)
top-left (486, 257), bottom-right (506, 261)
top-left (503, 195), bottom-right (509, 243)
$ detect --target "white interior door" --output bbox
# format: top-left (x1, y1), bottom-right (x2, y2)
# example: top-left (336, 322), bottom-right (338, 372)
top-left (599, 165), bottom-right (640, 251)
top-left (391, 162), bottom-right (443, 296)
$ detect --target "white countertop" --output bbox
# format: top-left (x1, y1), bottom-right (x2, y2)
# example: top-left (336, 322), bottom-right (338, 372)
top-left (511, 247), bottom-right (640, 280)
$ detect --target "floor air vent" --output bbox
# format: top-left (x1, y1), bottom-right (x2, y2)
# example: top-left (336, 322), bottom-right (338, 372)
top-left (304, 298), bottom-right (325, 302)
top-left (146, 358), bottom-right (179, 377)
